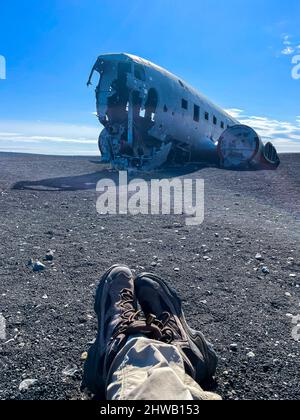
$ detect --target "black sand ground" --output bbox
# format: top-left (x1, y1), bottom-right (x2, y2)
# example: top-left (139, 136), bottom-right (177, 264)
top-left (0, 152), bottom-right (299, 400)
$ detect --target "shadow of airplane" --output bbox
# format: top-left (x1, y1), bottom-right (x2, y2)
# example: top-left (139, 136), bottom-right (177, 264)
top-left (12, 160), bottom-right (269, 192)
top-left (12, 163), bottom-right (210, 192)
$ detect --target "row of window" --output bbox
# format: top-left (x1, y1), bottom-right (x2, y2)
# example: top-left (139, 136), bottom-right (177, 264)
top-left (131, 71), bottom-right (229, 129)
top-left (181, 99), bottom-right (228, 129)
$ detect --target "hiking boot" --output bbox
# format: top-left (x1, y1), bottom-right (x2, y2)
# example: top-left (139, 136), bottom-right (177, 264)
top-left (135, 272), bottom-right (218, 385)
top-left (82, 265), bottom-right (162, 397)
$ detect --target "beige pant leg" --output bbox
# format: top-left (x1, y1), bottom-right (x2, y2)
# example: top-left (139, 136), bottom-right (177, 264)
top-left (106, 337), bottom-right (221, 401)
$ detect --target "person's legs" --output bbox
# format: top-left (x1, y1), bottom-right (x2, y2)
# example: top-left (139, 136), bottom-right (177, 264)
top-left (83, 266), bottom-right (220, 400)
top-left (106, 336), bottom-right (221, 401)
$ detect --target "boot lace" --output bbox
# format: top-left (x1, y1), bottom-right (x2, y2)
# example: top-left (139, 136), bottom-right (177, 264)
top-left (146, 312), bottom-right (181, 344)
top-left (112, 289), bottom-right (141, 338)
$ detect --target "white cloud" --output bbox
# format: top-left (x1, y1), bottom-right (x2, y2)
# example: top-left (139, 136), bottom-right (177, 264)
top-left (282, 46), bottom-right (295, 55)
top-left (224, 109), bottom-right (243, 119)
top-left (0, 120), bottom-right (101, 155)
top-left (283, 34), bottom-right (292, 45)
top-left (280, 34), bottom-right (300, 56)
top-left (225, 109), bottom-right (300, 153)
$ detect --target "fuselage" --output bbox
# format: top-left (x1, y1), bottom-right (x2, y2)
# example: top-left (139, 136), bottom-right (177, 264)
top-left (88, 53), bottom-right (279, 170)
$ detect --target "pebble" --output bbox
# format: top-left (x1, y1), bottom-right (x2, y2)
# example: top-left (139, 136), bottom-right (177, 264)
top-left (247, 352), bottom-right (255, 359)
top-left (62, 365), bottom-right (79, 377)
top-left (81, 352), bottom-right (88, 361)
top-left (255, 253), bottom-right (264, 261)
top-left (33, 261), bottom-right (46, 272)
top-left (230, 343), bottom-right (238, 352)
top-left (0, 314), bottom-right (6, 340)
top-left (262, 266), bottom-right (270, 275)
top-left (45, 250), bottom-right (55, 261)
top-left (19, 379), bottom-right (38, 392)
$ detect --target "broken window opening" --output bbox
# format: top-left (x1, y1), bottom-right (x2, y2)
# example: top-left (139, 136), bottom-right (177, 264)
top-left (139, 108), bottom-right (146, 118)
top-left (163, 105), bottom-right (168, 112)
top-left (205, 112), bottom-right (209, 121)
top-left (221, 121), bottom-right (225, 129)
top-left (134, 64), bottom-right (146, 81)
top-left (213, 116), bottom-right (217, 125)
top-left (145, 88), bottom-right (159, 120)
top-left (182, 99), bottom-right (188, 110)
top-left (194, 105), bottom-right (200, 122)
top-left (119, 62), bottom-right (132, 75)
top-left (106, 62), bottom-right (132, 124)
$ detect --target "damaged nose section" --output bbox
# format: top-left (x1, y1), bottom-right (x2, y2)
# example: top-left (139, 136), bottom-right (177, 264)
top-left (91, 54), bottom-right (170, 171)
top-left (217, 125), bottom-right (280, 170)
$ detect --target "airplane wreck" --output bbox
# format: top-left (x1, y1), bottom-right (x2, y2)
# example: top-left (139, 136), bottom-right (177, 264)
top-left (87, 53), bottom-right (280, 171)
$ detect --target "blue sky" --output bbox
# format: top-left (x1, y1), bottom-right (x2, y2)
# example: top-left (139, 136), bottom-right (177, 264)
top-left (0, 0), bottom-right (299, 155)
